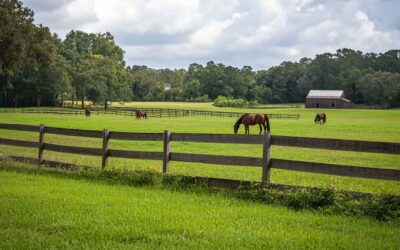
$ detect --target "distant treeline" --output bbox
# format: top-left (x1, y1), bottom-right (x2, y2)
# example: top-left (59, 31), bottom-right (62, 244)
top-left (1, 0), bottom-right (400, 108)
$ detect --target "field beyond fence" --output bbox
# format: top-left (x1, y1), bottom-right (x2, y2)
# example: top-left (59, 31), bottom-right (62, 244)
top-left (0, 122), bottom-right (399, 188)
top-left (0, 107), bottom-right (300, 119)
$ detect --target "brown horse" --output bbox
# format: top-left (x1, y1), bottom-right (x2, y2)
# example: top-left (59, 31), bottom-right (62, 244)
top-left (234, 113), bottom-right (270, 135)
top-left (314, 112), bottom-right (326, 124)
top-left (135, 110), bottom-right (147, 119)
top-left (85, 108), bottom-right (91, 117)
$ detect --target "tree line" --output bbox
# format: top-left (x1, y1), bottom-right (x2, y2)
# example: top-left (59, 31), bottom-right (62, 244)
top-left (1, 0), bottom-right (400, 108)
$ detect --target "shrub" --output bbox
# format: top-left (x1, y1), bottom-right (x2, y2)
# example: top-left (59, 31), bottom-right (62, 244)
top-left (213, 96), bottom-right (249, 107)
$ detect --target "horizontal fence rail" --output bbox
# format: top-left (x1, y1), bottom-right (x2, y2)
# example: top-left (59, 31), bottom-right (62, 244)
top-left (170, 152), bottom-right (262, 167)
top-left (0, 123), bottom-right (38, 132)
top-left (46, 127), bottom-right (103, 138)
top-left (272, 159), bottom-right (400, 181)
top-left (0, 138), bottom-right (38, 148)
top-left (44, 143), bottom-right (103, 156)
top-left (0, 122), bottom-right (399, 186)
top-left (273, 136), bottom-right (400, 155)
top-left (171, 133), bottom-right (264, 144)
top-left (109, 149), bottom-right (163, 160)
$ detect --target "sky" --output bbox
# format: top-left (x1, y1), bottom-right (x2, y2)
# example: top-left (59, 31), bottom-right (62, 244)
top-left (24, 0), bottom-right (400, 70)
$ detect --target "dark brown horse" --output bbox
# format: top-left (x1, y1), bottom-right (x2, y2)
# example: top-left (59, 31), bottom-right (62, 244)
top-left (85, 108), bottom-right (91, 117)
top-left (234, 113), bottom-right (270, 135)
top-left (135, 110), bottom-right (147, 119)
top-left (314, 112), bottom-right (326, 124)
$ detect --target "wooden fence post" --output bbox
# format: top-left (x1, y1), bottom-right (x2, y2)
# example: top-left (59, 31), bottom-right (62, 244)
top-left (262, 131), bottom-right (272, 187)
top-left (38, 124), bottom-right (45, 165)
top-left (102, 128), bottom-right (110, 170)
top-left (163, 130), bottom-right (171, 173)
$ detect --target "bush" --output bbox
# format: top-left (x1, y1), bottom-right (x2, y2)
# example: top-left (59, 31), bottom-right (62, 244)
top-left (213, 96), bottom-right (249, 107)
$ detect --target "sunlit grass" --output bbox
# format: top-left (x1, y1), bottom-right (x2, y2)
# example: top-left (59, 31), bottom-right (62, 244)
top-left (0, 168), bottom-right (399, 249)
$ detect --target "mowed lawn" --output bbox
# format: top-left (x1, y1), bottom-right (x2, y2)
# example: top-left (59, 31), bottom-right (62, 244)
top-left (0, 105), bottom-right (399, 195)
top-left (1, 167), bottom-right (400, 249)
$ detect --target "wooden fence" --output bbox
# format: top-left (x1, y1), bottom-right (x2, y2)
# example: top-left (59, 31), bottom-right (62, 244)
top-left (0, 107), bottom-right (300, 120)
top-left (0, 123), bottom-right (399, 186)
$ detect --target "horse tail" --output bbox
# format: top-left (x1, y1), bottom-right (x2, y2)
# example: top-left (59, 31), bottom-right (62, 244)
top-left (264, 114), bottom-right (270, 132)
top-left (323, 113), bottom-right (326, 123)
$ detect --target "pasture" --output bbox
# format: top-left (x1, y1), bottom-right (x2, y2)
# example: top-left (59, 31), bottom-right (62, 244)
top-left (1, 161), bottom-right (400, 249)
top-left (0, 104), bottom-right (399, 195)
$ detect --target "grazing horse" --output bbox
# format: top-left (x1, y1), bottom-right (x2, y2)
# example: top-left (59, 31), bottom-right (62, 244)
top-left (85, 108), bottom-right (91, 117)
top-left (314, 112), bottom-right (326, 124)
top-left (135, 110), bottom-right (147, 119)
top-left (234, 113), bottom-right (270, 135)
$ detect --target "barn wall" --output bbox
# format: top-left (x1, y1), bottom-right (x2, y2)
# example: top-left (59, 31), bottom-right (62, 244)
top-left (305, 98), bottom-right (350, 109)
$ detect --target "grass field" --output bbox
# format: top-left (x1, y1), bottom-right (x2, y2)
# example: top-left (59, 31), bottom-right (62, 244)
top-left (0, 161), bottom-right (399, 249)
top-left (0, 104), bottom-right (399, 195)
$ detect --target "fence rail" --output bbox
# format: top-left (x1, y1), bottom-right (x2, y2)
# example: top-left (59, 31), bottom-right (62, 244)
top-left (0, 122), bottom-right (399, 186)
top-left (0, 107), bottom-right (300, 120)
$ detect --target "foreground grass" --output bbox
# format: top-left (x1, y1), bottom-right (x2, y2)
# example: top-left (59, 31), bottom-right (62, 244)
top-left (0, 106), bottom-right (399, 195)
top-left (1, 161), bottom-right (400, 249)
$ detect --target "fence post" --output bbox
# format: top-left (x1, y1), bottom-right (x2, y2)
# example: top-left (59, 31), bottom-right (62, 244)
top-left (38, 124), bottom-right (45, 165)
top-left (163, 130), bottom-right (171, 173)
top-left (262, 131), bottom-right (272, 187)
top-left (102, 128), bottom-right (110, 170)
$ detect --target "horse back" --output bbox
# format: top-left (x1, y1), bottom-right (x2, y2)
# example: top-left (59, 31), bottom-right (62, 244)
top-left (243, 113), bottom-right (264, 125)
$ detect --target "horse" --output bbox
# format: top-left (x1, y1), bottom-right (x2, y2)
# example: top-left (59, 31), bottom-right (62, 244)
top-left (314, 112), bottom-right (326, 124)
top-left (135, 110), bottom-right (147, 119)
top-left (234, 113), bottom-right (270, 135)
top-left (85, 108), bottom-right (91, 117)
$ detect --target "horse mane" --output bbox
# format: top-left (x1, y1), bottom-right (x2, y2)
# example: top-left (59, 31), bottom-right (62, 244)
top-left (234, 113), bottom-right (248, 130)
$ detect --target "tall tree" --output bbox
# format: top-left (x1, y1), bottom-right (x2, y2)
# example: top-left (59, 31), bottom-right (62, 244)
top-left (358, 71), bottom-right (400, 108)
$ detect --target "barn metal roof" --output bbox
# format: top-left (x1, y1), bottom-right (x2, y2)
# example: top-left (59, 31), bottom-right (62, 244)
top-left (307, 90), bottom-right (344, 99)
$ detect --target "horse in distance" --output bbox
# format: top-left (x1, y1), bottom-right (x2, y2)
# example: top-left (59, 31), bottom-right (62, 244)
top-left (234, 113), bottom-right (270, 135)
top-left (135, 110), bottom-right (147, 119)
top-left (85, 108), bottom-right (91, 117)
top-left (314, 112), bottom-right (326, 124)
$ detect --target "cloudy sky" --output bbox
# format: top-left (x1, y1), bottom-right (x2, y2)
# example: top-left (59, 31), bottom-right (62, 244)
top-left (24, 0), bottom-right (400, 70)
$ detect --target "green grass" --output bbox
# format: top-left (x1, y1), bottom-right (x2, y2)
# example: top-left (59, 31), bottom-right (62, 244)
top-left (0, 161), bottom-right (399, 249)
top-left (0, 105), bottom-right (399, 195)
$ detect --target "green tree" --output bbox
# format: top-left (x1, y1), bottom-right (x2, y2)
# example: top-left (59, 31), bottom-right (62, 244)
top-left (358, 71), bottom-right (400, 108)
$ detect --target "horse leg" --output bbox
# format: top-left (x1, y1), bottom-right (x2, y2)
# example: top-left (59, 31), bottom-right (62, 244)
top-left (259, 123), bottom-right (262, 135)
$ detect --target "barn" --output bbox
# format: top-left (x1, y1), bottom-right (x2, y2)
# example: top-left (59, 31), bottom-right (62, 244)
top-left (305, 90), bottom-right (351, 109)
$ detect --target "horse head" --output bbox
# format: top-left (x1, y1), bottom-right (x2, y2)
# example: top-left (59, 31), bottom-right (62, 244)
top-left (233, 124), bottom-right (240, 134)
top-left (314, 114), bottom-right (320, 124)
top-left (234, 113), bottom-right (248, 134)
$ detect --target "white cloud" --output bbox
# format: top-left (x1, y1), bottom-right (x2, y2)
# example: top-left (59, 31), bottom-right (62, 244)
top-left (190, 19), bottom-right (234, 47)
top-left (26, 0), bottom-right (400, 69)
